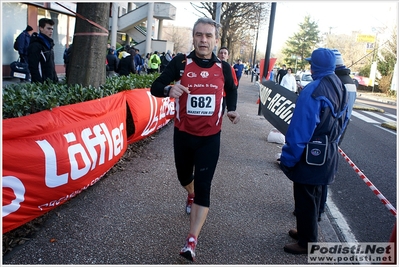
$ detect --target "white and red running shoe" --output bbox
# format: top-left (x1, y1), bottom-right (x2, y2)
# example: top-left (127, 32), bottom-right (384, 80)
top-left (180, 236), bottom-right (197, 262)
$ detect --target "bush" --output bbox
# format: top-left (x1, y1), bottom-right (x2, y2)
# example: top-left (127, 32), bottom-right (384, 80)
top-left (2, 73), bottom-right (160, 119)
top-left (378, 75), bottom-right (393, 94)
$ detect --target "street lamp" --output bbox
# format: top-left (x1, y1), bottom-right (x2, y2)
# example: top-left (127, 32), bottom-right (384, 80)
top-left (291, 55), bottom-right (301, 74)
top-left (251, 22), bottom-right (259, 82)
top-left (251, 9), bottom-right (261, 82)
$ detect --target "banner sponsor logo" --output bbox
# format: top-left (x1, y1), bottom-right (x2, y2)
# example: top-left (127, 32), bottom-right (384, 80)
top-left (141, 91), bottom-right (174, 137)
top-left (36, 122), bottom-right (124, 188)
top-left (259, 80), bottom-right (297, 135)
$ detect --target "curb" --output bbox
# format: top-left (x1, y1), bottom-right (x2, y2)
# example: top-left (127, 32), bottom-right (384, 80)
top-left (357, 93), bottom-right (397, 106)
top-left (353, 103), bottom-right (385, 113)
top-left (353, 104), bottom-right (396, 131)
top-left (381, 121), bottom-right (397, 131)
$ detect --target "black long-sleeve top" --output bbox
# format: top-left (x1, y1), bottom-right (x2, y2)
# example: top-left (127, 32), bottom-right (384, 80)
top-left (150, 50), bottom-right (238, 112)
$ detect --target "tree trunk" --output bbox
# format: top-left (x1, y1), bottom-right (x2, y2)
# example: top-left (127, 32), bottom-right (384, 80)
top-left (67, 3), bottom-right (110, 87)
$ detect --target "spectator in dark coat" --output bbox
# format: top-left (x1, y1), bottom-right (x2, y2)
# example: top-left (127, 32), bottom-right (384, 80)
top-left (106, 48), bottom-right (119, 77)
top-left (28, 18), bottom-right (58, 83)
top-left (117, 48), bottom-right (136, 76)
top-left (63, 44), bottom-right (73, 79)
top-left (15, 25), bottom-right (34, 81)
top-left (16, 25), bottom-right (34, 64)
top-left (276, 64), bottom-right (287, 85)
top-left (133, 48), bottom-right (143, 75)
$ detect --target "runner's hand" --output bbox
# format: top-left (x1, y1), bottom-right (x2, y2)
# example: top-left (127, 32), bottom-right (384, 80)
top-left (169, 84), bottom-right (190, 98)
top-left (227, 111), bottom-right (240, 124)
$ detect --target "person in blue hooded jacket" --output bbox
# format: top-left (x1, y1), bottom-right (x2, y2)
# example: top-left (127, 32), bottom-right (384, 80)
top-left (279, 48), bottom-right (349, 254)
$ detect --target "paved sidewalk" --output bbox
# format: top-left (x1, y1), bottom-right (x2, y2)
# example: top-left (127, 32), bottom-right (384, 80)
top-left (1, 76), bottom-right (394, 264)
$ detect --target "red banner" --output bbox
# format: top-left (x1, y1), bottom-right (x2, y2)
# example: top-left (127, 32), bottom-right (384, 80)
top-left (2, 89), bottom-right (175, 233)
top-left (125, 88), bottom-right (175, 144)
top-left (260, 58), bottom-right (277, 80)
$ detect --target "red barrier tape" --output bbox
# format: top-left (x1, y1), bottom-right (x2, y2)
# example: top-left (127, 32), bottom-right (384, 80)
top-left (338, 147), bottom-right (397, 217)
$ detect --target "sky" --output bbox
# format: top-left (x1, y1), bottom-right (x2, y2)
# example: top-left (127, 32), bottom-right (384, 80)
top-left (165, 1), bottom-right (398, 54)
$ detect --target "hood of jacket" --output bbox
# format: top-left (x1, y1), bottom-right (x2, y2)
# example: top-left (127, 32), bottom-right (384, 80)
top-left (306, 48), bottom-right (336, 80)
top-left (121, 51), bottom-right (130, 58)
top-left (30, 32), bottom-right (54, 49)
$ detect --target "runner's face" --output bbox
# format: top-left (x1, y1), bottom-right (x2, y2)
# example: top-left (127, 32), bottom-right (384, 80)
top-left (218, 49), bottom-right (229, 61)
top-left (40, 23), bottom-right (54, 38)
top-left (193, 23), bottom-right (218, 59)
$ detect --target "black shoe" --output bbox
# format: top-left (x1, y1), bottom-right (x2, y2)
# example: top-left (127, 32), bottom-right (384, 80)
top-left (284, 242), bottom-right (308, 254)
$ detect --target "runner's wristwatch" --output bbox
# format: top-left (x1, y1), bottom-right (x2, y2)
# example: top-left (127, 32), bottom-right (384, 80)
top-left (164, 85), bottom-right (172, 96)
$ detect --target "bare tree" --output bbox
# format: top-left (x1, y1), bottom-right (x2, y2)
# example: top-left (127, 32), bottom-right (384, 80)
top-left (190, 2), bottom-right (270, 61)
top-left (67, 3), bottom-right (110, 87)
top-left (324, 32), bottom-right (367, 73)
top-left (163, 24), bottom-right (193, 54)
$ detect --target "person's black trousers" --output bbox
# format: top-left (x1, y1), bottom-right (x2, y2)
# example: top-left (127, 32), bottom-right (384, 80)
top-left (293, 182), bottom-right (321, 248)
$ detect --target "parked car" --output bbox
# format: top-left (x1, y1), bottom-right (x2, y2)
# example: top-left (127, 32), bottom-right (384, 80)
top-left (295, 72), bottom-right (313, 94)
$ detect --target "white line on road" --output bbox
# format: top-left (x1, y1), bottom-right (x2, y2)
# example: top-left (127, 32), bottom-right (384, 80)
top-left (384, 113), bottom-right (397, 119)
top-left (326, 190), bottom-right (358, 244)
top-left (351, 110), bottom-right (379, 123)
top-left (364, 111), bottom-right (396, 122)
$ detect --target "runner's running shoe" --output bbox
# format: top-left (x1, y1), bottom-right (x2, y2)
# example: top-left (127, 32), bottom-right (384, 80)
top-left (180, 236), bottom-right (197, 261)
top-left (186, 194), bottom-right (194, 214)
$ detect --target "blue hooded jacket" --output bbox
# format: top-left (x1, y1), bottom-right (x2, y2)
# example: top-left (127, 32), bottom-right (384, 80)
top-left (280, 48), bottom-right (349, 185)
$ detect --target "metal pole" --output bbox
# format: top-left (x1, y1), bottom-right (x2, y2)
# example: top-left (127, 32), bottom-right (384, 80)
top-left (213, 2), bottom-right (222, 54)
top-left (262, 2), bottom-right (276, 80)
top-left (258, 2), bottom-right (276, 115)
top-left (251, 26), bottom-right (259, 83)
top-left (371, 33), bottom-right (378, 93)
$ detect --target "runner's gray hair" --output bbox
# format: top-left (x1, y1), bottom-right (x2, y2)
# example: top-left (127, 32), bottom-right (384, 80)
top-left (192, 17), bottom-right (221, 39)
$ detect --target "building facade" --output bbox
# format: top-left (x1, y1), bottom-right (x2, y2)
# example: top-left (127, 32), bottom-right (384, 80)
top-left (2, 2), bottom-right (176, 78)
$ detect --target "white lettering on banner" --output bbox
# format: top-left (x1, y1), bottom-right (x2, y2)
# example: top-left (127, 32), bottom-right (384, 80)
top-left (65, 132), bottom-right (92, 180)
top-left (37, 171), bottom-right (107, 211)
top-left (111, 123), bottom-right (124, 156)
top-left (36, 122), bottom-right (125, 188)
top-left (81, 124), bottom-right (107, 170)
top-left (36, 140), bottom-right (69, 187)
top-left (142, 91), bottom-right (175, 136)
top-left (2, 176), bottom-right (25, 217)
top-left (260, 84), bottom-right (295, 124)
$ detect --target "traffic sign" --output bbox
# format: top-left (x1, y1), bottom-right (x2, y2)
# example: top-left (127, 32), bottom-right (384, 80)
top-left (356, 34), bottom-right (376, 43)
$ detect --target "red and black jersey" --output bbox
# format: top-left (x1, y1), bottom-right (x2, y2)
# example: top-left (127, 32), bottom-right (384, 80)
top-left (150, 51), bottom-right (238, 112)
top-left (174, 58), bottom-right (225, 136)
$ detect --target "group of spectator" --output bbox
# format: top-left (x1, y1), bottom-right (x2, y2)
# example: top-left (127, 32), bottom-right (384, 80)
top-left (145, 50), bottom-right (174, 74)
top-left (105, 45), bottom-right (175, 77)
top-left (104, 44), bottom-right (143, 77)
top-left (14, 18), bottom-right (176, 83)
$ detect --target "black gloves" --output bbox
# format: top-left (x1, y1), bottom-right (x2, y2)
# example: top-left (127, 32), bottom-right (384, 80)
top-left (279, 162), bottom-right (294, 177)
